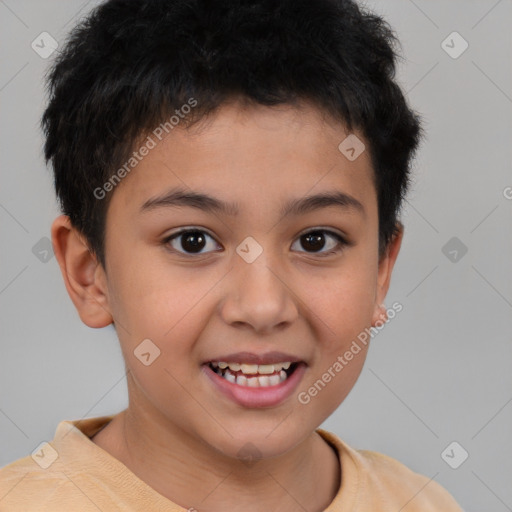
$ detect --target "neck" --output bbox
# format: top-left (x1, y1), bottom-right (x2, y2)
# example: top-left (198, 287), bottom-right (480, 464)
top-left (92, 403), bottom-right (340, 512)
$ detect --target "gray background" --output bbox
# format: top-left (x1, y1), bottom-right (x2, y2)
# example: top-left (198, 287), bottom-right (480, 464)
top-left (1, 0), bottom-right (511, 510)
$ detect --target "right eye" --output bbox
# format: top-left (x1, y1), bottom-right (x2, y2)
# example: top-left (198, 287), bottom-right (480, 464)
top-left (163, 229), bottom-right (222, 255)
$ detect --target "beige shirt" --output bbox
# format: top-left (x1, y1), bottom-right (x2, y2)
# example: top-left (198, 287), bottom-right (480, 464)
top-left (0, 415), bottom-right (462, 511)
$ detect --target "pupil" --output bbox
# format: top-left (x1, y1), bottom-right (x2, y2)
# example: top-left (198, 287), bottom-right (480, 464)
top-left (302, 232), bottom-right (325, 252)
top-left (182, 231), bottom-right (206, 253)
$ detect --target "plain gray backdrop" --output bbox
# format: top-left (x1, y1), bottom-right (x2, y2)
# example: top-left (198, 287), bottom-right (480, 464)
top-left (1, 1), bottom-right (511, 510)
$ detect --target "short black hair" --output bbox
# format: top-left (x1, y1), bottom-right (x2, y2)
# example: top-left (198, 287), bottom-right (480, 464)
top-left (42, 0), bottom-right (422, 267)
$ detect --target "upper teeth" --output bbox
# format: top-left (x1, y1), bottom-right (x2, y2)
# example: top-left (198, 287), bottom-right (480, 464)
top-left (211, 362), bottom-right (292, 374)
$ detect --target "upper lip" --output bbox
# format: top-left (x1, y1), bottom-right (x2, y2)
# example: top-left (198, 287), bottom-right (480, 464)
top-left (204, 351), bottom-right (304, 365)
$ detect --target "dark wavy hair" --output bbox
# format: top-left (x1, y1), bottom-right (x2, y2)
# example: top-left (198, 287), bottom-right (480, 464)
top-left (42, 0), bottom-right (422, 267)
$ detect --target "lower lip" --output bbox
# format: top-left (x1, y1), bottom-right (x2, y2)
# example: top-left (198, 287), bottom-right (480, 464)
top-left (202, 363), bottom-right (307, 408)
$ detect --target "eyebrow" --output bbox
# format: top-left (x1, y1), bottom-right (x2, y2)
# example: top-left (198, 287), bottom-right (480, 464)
top-left (140, 187), bottom-right (365, 218)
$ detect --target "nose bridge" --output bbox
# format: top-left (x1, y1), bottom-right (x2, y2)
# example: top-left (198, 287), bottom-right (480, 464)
top-left (220, 247), bottom-right (298, 332)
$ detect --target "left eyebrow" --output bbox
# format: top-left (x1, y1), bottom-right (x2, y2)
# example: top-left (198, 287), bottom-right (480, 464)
top-left (280, 191), bottom-right (366, 219)
top-left (140, 187), bottom-right (240, 216)
top-left (140, 187), bottom-right (365, 218)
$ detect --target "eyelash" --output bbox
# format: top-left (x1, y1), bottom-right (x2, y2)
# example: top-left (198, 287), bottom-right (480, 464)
top-left (162, 227), bottom-right (349, 257)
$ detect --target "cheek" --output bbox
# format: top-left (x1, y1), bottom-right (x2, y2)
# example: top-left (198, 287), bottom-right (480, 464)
top-left (293, 259), bottom-right (375, 410)
top-left (107, 252), bottom-right (213, 335)
top-left (109, 268), bottom-right (211, 410)
top-left (106, 257), bottom-right (224, 383)
top-left (300, 262), bottom-right (377, 344)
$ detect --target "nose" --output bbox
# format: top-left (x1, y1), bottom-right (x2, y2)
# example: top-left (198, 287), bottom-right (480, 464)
top-left (219, 255), bottom-right (299, 334)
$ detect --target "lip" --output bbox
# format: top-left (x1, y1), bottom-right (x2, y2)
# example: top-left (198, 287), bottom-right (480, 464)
top-left (202, 361), bottom-right (307, 408)
top-left (203, 351), bottom-right (304, 365)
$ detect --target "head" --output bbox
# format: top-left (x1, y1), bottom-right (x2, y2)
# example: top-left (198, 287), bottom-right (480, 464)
top-left (46, 0), bottom-right (422, 460)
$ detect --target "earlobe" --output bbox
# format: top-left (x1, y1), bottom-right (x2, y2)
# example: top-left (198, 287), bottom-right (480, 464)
top-left (51, 215), bottom-right (113, 328)
top-left (371, 222), bottom-right (404, 326)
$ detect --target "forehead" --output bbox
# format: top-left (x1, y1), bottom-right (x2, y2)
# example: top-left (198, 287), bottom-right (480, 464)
top-left (108, 101), bottom-right (377, 221)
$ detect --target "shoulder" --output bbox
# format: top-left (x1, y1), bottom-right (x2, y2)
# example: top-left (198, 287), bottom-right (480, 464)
top-left (0, 455), bottom-right (96, 511)
top-left (0, 423), bottom-right (63, 506)
top-left (317, 429), bottom-right (463, 511)
top-left (358, 449), bottom-right (462, 509)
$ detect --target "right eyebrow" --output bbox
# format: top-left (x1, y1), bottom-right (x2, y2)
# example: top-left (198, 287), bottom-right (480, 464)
top-left (140, 187), bottom-right (240, 216)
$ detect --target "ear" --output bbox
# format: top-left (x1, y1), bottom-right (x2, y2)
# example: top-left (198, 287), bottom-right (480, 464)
top-left (51, 215), bottom-right (113, 328)
top-left (371, 222), bottom-right (404, 327)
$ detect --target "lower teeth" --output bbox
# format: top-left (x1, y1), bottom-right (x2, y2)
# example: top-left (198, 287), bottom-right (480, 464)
top-left (213, 366), bottom-right (289, 387)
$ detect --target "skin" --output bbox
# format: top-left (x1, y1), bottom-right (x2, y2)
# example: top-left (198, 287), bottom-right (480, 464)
top-left (52, 100), bottom-right (403, 512)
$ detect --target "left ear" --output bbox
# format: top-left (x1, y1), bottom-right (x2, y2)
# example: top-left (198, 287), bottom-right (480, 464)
top-left (371, 222), bottom-right (404, 326)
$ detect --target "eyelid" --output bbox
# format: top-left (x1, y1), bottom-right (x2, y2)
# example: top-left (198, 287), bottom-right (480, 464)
top-left (163, 226), bottom-right (219, 240)
top-left (162, 227), bottom-right (223, 255)
top-left (291, 227), bottom-right (349, 255)
top-left (162, 226), bottom-right (350, 257)
top-left (295, 226), bottom-right (348, 241)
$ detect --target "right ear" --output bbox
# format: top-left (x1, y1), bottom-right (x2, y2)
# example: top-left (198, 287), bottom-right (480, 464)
top-left (51, 215), bottom-right (113, 328)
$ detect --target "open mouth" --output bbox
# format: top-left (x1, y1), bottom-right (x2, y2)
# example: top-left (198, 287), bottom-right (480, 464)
top-left (207, 361), bottom-right (300, 387)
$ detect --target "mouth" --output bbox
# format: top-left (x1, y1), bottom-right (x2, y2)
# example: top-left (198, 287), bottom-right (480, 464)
top-left (207, 361), bottom-right (300, 387)
top-left (201, 356), bottom-right (307, 408)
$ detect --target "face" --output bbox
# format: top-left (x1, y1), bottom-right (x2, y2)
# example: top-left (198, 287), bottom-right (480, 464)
top-left (95, 101), bottom-right (396, 459)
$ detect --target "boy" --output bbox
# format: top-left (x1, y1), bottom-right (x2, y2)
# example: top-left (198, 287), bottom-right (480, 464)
top-left (0, 0), bottom-right (463, 510)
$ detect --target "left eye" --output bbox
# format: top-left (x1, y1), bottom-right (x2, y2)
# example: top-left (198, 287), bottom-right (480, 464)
top-left (165, 230), bottom-right (221, 255)
top-left (291, 230), bottom-right (346, 254)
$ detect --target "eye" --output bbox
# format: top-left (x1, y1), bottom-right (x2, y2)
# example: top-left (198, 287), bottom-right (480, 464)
top-left (164, 229), bottom-right (221, 255)
top-left (163, 228), bottom-right (347, 257)
top-left (291, 229), bottom-right (347, 255)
